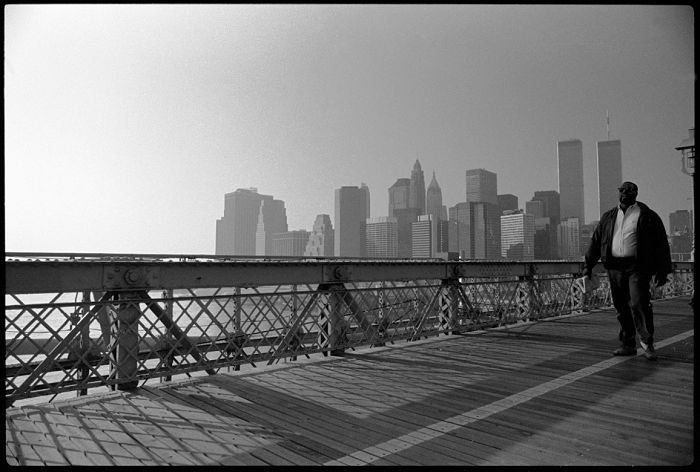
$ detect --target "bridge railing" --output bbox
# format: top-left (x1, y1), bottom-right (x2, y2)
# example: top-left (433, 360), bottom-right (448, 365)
top-left (5, 253), bottom-right (693, 406)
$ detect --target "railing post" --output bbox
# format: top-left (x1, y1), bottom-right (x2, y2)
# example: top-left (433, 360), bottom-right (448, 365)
top-left (162, 289), bottom-right (174, 382)
top-left (440, 279), bottom-right (464, 335)
top-left (375, 286), bottom-right (387, 346)
top-left (115, 291), bottom-right (142, 391)
top-left (319, 284), bottom-right (348, 356)
top-left (78, 290), bottom-right (92, 396)
top-left (438, 279), bottom-right (453, 335)
top-left (328, 284), bottom-right (348, 356)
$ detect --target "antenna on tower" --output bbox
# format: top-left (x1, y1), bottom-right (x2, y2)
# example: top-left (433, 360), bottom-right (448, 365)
top-left (606, 109), bottom-right (611, 140)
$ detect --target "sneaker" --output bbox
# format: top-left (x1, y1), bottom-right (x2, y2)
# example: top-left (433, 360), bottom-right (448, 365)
top-left (613, 346), bottom-right (637, 356)
top-left (640, 341), bottom-right (658, 361)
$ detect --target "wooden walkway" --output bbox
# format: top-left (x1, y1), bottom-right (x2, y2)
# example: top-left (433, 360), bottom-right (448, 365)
top-left (6, 296), bottom-right (694, 466)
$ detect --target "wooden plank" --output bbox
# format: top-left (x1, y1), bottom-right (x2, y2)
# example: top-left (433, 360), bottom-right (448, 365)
top-left (206, 374), bottom-right (421, 466)
top-left (224, 367), bottom-right (587, 466)
top-left (137, 386), bottom-right (272, 466)
top-left (490, 404), bottom-right (690, 465)
top-left (460, 416), bottom-right (626, 466)
top-left (151, 382), bottom-right (344, 466)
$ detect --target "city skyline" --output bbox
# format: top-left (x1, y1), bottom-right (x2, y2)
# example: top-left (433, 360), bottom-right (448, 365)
top-left (4, 5), bottom-right (693, 254)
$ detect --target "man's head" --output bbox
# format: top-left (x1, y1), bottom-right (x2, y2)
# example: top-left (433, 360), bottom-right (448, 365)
top-left (618, 181), bottom-right (638, 206)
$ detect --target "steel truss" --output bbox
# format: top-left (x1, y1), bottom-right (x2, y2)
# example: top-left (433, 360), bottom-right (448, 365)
top-left (5, 255), bottom-right (693, 406)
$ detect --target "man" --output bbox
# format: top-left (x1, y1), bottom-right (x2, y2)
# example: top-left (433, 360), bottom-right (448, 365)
top-left (584, 181), bottom-right (672, 361)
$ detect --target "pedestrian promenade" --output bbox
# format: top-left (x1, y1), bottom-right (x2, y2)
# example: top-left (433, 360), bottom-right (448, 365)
top-left (5, 296), bottom-right (694, 466)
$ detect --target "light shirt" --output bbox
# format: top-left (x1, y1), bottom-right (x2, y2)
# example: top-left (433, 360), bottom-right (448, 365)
top-left (611, 203), bottom-right (640, 257)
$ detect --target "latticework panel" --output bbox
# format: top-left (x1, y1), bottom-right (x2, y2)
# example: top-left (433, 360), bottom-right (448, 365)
top-left (5, 264), bottom-right (693, 405)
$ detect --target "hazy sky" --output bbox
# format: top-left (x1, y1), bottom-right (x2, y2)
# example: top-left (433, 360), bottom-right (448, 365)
top-left (4, 4), bottom-right (694, 254)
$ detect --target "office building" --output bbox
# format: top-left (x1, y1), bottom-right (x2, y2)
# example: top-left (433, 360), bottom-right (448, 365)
top-left (334, 184), bottom-right (370, 257)
top-left (471, 202), bottom-right (501, 260)
top-left (388, 178), bottom-right (411, 217)
top-left (525, 200), bottom-right (544, 218)
top-left (501, 211), bottom-right (535, 260)
top-left (531, 190), bottom-right (561, 225)
top-left (579, 222), bottom-right (597, 259)
top-left (466, 168), bottom-right (498, 205)
top-left (557, 140), bottom-right (585, 223)
top-left (304, 214), bottom-right (334, 257)
top-left (533, 217), bottom-right (553, 259)
top-left (597, 139), bottom-right (623, 218)
top-left (271, 230), bottom-right (310, 257)
top-left (426, 171), bottom-right (448, 255)
top-left (392, 207), bottom-right (421, 258)
top-left (366, 217), bottom-right (398, 258)
top-left (498, 194), bottom-right (519, 214)
top-left (558, 217), bottom-right (581, 259)
top-left (411, 215), bottom-right (433, 258)
top-left (426, 171), bottom-right (447, 221)
top-left (216, 188), bottom-right (282, 256)
top-left (448, 202), bottom-right (471, 259)
top-left (409, 159), bottom-right (426, 215)
top-left (531, 190), bottom-right (561, 258)
top-left (255, 198), bottom-right (288, 256)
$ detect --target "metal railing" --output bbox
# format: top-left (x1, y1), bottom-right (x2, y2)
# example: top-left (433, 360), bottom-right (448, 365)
top-left (5, 253), bottom-right (694, 406)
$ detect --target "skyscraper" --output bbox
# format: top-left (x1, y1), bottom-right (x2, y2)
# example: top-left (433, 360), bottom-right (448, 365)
top-left (501, 211), bottom-right (535, 260)
top-left (465, 168), bottom-right (500, 259)
top-left (334, 185), bottom-right (370, 257)
top-left (531, 190), bottom-right (561, 227)
top-left (557, 139), bottom-right (585, 223)
top-left (466, 168), bottom-right (498, 205)
top-left (304, 214), bottom-right (334, 257)
top-left (255, 198), bottom-right (288, 256)
top-left (533, 216), bottom-right (553, 259)
top-left (448, 202), bottom-right (471, 259)
top-left (426, 171), bottom-right (444, 221)
top-left (466, 169), bottom-right (498, 205)
top-left (216, 188), bottom-right (281, 256)
top-left (409, 159), bottom-right (426, 215)
top-left (558, 217), bottom-right (581, 259)
top-left (498, 194), bottom-right (519, 214)
top-left (530, 190), bottom-right (561, 259)
top-left (393, 207), bottom-right (421, 258)
top-left (471, 202), bottom-right (501, 259)
top-left (525, 200), bottom-right (544, 218)
top-left (388, 178), bottom-right (411, 217)
top-left (426, 171), bottom-right (447, 255)
top-left (597, 139), bottom-right (623, 218)
top-left (366, 217), bottom-right (398, 258)
top-left (411, 215), bottom-right (433, 258)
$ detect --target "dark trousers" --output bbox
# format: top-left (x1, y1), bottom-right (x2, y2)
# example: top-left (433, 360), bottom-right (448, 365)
top-left (607, 257), bottom-right (654, 347)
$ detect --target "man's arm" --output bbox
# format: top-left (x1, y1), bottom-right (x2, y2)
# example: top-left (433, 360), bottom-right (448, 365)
top-left (584, 219), bottom-right (603, 277)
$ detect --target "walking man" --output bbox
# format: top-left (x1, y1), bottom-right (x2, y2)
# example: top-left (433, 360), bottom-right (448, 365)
top-left (584, 181), bottom-right (672, 361)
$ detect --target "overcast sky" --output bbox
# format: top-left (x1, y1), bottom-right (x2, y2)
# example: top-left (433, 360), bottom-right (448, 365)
top-left (4, 4), bottom-right (694, 254)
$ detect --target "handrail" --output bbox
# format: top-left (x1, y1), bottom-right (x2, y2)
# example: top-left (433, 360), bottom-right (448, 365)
top-left (5, 255), bottom-right (694, 406)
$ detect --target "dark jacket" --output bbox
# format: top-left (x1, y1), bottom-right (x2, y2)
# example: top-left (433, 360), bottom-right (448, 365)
top-left (584, 200), bottom-right (672, 277)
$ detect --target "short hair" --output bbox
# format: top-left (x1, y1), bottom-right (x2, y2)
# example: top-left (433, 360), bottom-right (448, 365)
top-left (618, 181), bottom-right (638, 192)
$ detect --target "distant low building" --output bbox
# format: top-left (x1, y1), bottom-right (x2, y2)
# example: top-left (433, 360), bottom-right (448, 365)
top-left (271, 230), bottom-right (310, 257)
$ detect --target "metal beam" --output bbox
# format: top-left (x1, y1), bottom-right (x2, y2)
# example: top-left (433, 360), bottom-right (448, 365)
top-left (4, 259), bottom-right (613, 293)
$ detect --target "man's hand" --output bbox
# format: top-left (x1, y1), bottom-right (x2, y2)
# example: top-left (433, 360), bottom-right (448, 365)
top-left (654, 273), bottom-right (668, 287)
